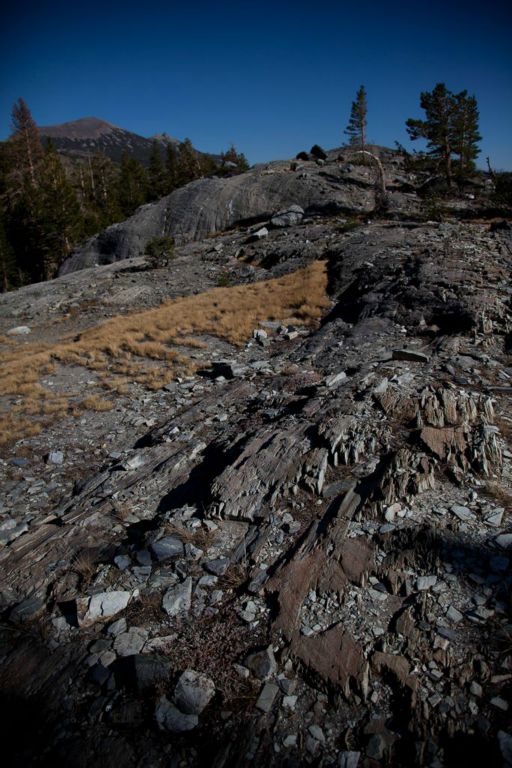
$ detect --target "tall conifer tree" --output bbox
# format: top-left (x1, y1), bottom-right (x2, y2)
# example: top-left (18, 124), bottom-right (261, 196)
top-left (406, 83), bottom-right (481, 186)
top-left (118, 151), bottom-right (148, 217)
top-left (9, 97), bottom-right (44, 187)
top-left (148, 140), bottom-right (166, 200)
top-left (345, 86), bottom-right (367, 150)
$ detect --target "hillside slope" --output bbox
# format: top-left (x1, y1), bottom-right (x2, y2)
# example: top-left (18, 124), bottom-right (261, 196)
top-left (0, 162), bottom-right (511, 767)
top-left (39, 116), bottom-right (198, 166)
top-left (59, 146), bottom-right (418, 274)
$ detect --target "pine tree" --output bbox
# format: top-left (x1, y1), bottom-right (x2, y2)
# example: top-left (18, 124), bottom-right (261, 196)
top-left (9, 97), bottom-right (44, 187)
top-left (345, 86), bottom-right (367, 150)
top-left (35, 143), bottom-right (83, 279)
top-left (165, 144), bottom-right (178, 193)
top-left (0, 206), bottom-right (17, 291)
top-left (118, 151), bottom-right (148, 217)
top-left (451, 91), bottom-right (481, 177)
top-left (74, 152), bottom-right (120, 235)
top-left (406, 83), bottom-right (481, 186)
top-left (219, 144), bottom-right (249, 174)
top-left (176, 139), bottom-right (200, 186)
top-left (148, 140), bottom-right (166, 200)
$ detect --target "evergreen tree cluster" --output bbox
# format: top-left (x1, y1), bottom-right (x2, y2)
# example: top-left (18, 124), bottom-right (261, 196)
top-left (343, 82), bottom-right (482, 188)
top-left (0, 99), bottom-right (249, 291)
top-left (405, 83), bottom-right (481, 185)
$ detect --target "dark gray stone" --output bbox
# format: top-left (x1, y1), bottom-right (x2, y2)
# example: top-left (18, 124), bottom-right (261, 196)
top-left (174, 669), bottom-right (215, 714)
top-left (150, 535), bottom-right (184, 561)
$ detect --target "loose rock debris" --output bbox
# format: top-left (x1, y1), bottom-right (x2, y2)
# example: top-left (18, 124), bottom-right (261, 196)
top-left (0, 150), bottom-right (511, 767)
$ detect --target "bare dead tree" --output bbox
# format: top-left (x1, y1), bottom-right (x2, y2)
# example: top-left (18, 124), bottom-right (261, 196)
top-left (340, 149), bottom-right (388, 212)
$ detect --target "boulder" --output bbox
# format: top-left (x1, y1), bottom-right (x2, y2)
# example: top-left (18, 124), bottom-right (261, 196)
top-left (59, 160), bottom-right (376, 274)
top-left (270, 204), bottom-right (304, 228)
top-left (162, 577), bottom-right (192, 617)
top-left (84, 591), bottom-right (131, 623)
top-left (174, 669), bottom-right (215, 714)
top-left (155, 697), bottom-right (198, 732)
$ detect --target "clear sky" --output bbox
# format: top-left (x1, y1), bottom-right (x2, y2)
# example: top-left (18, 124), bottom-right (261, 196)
top-left (1, 0), bottom-right (511, 168)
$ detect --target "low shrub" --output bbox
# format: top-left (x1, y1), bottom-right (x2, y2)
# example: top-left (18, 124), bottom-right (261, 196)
top-left (145, 236), bottom-right (175, 267)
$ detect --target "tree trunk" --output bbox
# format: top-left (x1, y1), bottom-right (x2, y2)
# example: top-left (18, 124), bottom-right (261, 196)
top-left (344, 150), bottom-right (388, 212)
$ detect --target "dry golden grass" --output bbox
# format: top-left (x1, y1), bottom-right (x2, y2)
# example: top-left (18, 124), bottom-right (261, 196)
top-left (71, 551), bottom-right (97, 589)
top-left (81, 394), bottom-right (114, 412)
top-left (0, 261), bottom-right (329, 447)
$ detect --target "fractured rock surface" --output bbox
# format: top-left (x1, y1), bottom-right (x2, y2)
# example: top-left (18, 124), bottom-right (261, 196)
top-left (0, 150), bottom-right (511, 767)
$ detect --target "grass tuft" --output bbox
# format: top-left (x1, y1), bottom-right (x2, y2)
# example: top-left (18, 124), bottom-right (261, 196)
top-left (0, 261), bottom-right (329, 446)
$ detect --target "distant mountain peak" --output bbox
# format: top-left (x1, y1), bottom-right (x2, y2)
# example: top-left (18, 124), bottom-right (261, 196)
top-left (39, 117), bottom-right (119, 140)
top-left (34, 117), bottom-right (212, 167)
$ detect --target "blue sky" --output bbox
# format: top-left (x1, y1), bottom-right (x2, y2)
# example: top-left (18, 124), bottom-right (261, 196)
top-left (1, 0), bottom-right (511, 168)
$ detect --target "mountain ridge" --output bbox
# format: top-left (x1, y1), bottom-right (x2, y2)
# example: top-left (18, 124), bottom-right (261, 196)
top-left (38, 116), bottom-right (190, 166)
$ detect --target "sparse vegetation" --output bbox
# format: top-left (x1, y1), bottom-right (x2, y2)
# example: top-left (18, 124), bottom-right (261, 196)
top-left (336, 217), bottom-right (361, 233)
top-left (145, 235), bottom-right (175, 267)
top-left (492, 172), bottom-right (512, 208)
top-left (0, 261), bottom-right (329, 446)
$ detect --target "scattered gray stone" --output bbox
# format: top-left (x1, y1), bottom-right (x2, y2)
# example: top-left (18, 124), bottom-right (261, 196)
top-left (85, 591), bottom-right (131, 622)
top-left (0, 521), bottom-right (29, 544)
top-left (498, 731), bottom-right (512, 767)
top-left (283, 695), bottom-right (297, 710)
top-left (486, 509), bottom-right (504, 527)
top-left (9, 596), bottom-right (45, 624)
top-left (198, 574), bottom-right (218, 587)
top-left (255, 682), bottom-right (279, 713)
top-left (114, 627), bottom-right (148, 657)
top-left (174, 669), bottom-right (215, 714)
top-left (446, 605), bottom-right (463, 623)
top-left (244, 646), bottom-right (277, 679)
top-left (450, 504), bottom-right (474, 521)
top-left (253, 329), bottom-right (268, 341)
top-left (155, 696), bottom-right (198, 732)
top-left (114, 554), bottom-right (131, 571)
top-left (107, 617), bottom-right (127, 636)
top-left (8, 457), bottom-right (28, 467)
top-left (496, 533), bottom-right (512, 549)
top-left (150, 535), bottom-right (184, 561)
top-left (7, 325), bottom-right (31, 335)
top-left (392, 349), bottom-right (429, 363)
top-left (470, 681), bottom-right (483, 697)
top-left (135, 549), bottom-right (152, 566)
top-left (338, 751), bottom-right (360, 768)
top-left (270, 205), bottom-right (304, 228)
top-left (248, 227), bottom-right (268, 242)
top-left (490, 696), bottom-right (509, 711)
top-left (122, 454), bottom-right (146, 470)
top-left (47, 450), bottom-right (64, 465)
top-left (308, 724), bottom-right (325, 743)
top-left (325, 371), bottom-right (348, 388)
top-left (185, 543), bottom-right (203, 560)
top-left (204, 557), bottom-right (229, 576)
top-left (416, 575), bottom-right (437, 591)
top-left (162, 577), bottom-right (192, 617)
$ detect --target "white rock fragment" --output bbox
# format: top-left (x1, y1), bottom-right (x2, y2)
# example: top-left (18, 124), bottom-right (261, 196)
top-left (416, 575), bottom-right (437, 591)
top-left (85, 591), bottom-right (131, 622)
top-left (162, 577), bottom-right (192, 617)
top-left (174, 669), bottom-right (215, 714)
